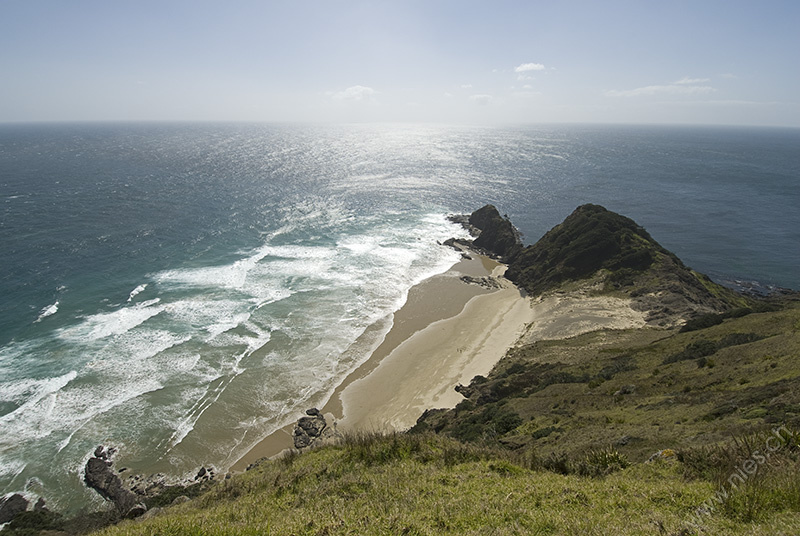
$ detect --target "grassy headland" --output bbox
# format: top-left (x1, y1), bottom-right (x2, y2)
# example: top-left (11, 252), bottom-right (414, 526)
top-left (5, 205), bottom-right (799, 536)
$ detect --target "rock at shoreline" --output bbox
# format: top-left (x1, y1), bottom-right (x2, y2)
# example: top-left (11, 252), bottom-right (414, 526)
top-left (292, 408), bottom-right (341, 450)
top-left (468, 205), bottom-right (523, 259)
top-left (0, 493), bottom-right (29, 524)
top-left (446, 205), bottom-right (523, 260)
top-left (441, 237), bottom-right (473, 252)
top-left (460, 275), bottom-right (503, 290)
top-left (84, 448), bottom-right (147, 518)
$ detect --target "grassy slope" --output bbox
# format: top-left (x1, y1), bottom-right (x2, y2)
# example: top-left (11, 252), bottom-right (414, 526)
top-left (415, 301), bottom-right (800, 462)
top-left (92, 433), bottom-right (800, 536)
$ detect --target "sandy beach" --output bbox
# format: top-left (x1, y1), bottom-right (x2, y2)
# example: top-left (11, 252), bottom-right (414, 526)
top-left (335, 268), bottom-right (531, 432)
top-left (232, 249), bottom-right (648, 470)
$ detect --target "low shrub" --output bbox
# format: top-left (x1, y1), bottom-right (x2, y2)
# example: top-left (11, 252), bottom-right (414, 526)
top-left (575, 447), bottom-right (631, 477)
top-left (680, 313), bottom-right (725, 333)
top-left (663, 339), bottom-right (718, 364)
top-left (0, 510), bottom-right (64, 535)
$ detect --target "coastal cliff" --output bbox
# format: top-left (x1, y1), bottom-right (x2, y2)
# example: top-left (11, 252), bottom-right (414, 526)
top-left (466, 203), bottom-right (749, 327)
top-left (5, 205), bottom-right (799, 536)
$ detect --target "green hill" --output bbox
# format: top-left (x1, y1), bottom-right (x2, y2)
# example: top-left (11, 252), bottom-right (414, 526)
top-left (413, 299), bottom-right (800, 463)
top-left (504, 203), bottom-right (668, 295)
top-left (472, 204), bottom-right (749, 326)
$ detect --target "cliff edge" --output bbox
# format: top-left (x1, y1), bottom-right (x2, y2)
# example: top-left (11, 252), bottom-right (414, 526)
top-left (466, 203), bottom-right (749, 327)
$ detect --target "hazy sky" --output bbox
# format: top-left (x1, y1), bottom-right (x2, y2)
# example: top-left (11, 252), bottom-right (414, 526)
top-left (2, 0), bottom-right (798, 126)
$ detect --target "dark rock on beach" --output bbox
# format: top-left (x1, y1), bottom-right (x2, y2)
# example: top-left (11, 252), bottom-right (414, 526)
top-left (33, 497), bottom-right (48, 511)
top-left (84, 447), bottom-right (147, 518)
top-left (195, 467), bottom-right (215, 481)
top-left (441, 237), bottom-right (473, 252)
top-left (292, 408), bottom-right (341, 450)
top-left (460, 275), bottom-right (503, 289)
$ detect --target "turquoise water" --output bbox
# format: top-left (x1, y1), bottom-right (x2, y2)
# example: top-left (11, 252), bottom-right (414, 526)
top-left (1, 123), bottom-right (798, 510)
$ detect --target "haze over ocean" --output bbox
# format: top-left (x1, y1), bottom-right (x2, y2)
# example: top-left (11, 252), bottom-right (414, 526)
top-left (1, 122), bottom-right (798, 510)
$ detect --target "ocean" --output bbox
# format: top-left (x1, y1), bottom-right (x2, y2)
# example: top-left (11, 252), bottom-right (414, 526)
top-left (1, 122), bottom-right (798, 511)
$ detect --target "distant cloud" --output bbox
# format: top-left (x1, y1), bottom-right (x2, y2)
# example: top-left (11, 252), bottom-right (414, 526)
top-left (470, 94), bottom-right (493, 105)
top-left (672, 99), bottom-right (780, 107)
top-left (461, 84), bottom-right (473, 89)
top-left (515, 62), bottom-right (545, 73)
top-left (333, 85), bottom-right (377, 101)
top-left (443, 92), bottom-right (453, 98)
top-left (674, 77), bottom-right (711, 85)
top-left (605, 78), bottom-right (716, 97)
top-left (513, 89), bottom-right (541, 98)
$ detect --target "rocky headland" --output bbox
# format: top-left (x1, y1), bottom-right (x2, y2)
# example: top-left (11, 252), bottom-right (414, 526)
top-left (4, 204), bottom-right (798, 536)
top-left (453, 203), bottom-right (751, 327)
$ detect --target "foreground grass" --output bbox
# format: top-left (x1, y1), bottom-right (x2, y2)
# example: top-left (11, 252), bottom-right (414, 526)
top-left (92, 433), bottom-right (800, 536)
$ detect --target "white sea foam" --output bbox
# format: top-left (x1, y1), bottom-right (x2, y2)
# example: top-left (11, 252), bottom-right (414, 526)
top-left (160, 386), bottom-right (211, 451)
top-left (157, 337), bottom-right (262, 452)
top-left (82, 329), bottom-right (192, 376)
top-left (0, 371), bottom-right (77, 421)
top-left (127, 284), bottom-right (148, 302)
top-left (205, 324), bottom-right (271, 353)
top-left (164, 370), bottom-right (241, 451)
top-left (0, 327), bottom-right (194, 463)
top-left (251, 288), bottom-right (293, 309)
top-left (56, 430), bottom-right (77, 453)
top-left (155, 244), bottom-right (335, 291)
top-left (0, 458), bottom-right (26, 480)
top-left (34, 301), bottom-right (59, 322)
top-left (57, 298), bottom-right (163, 343)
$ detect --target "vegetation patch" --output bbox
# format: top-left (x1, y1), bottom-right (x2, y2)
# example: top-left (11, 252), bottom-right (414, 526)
top-left (662, 332), bottom-right (765, 364)
top-left (505, 204), bottom-right (671, 296)
top-left (0, 510), bottom-right (64, 536)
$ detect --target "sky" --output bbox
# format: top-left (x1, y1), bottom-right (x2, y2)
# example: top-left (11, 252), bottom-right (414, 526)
top-left (1, 0), bottom-right (798, 126)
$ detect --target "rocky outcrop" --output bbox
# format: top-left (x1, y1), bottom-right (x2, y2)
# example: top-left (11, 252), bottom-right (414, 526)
top-left (84, 446), bottom-right (146, 518)
top-left (0, 493), bottom-right (29, 524)
top-left (459, 275), bottom-right (504, 289)
top-left (441, 237), bottom-right (473, 252)
top-left (467, 205), bottom-right (523, 259)
top-left (446, 204), bottom-right (748, 326)
top-left (292, 408), bottom-right (340, 450)
top-left (496, 204), bottom-right (748, 325)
